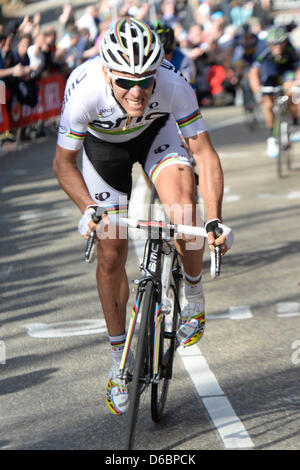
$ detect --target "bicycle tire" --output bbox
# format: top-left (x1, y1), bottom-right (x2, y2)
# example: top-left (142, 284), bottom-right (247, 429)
top-left (244, 105), bottom-right (258, 131)
top-left (281, 119), bottom-right (291, 173)
top-left (151, 253), bottom-right (181, 422)
top-left (278, 118), bottom-right (289, 178)
top-left (124, 281), bottom-right (156, 450)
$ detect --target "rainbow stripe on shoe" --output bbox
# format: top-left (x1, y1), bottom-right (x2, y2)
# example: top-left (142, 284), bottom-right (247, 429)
top-left (177, 312), bottom-right (206, 347)
top-left (106, 378), bottom-right (130, 416)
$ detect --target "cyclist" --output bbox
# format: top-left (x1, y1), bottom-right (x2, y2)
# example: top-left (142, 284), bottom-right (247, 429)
top-left (152, 20), bottom-right (197, 88)
top-left (228, 24), bottom-right (266, 73)
top-left (53, 18), bottom-right (233, 416)
top-left (224, 24), bottom-right (266, 109)
top-left (249, 25), bottom-right (300, 158)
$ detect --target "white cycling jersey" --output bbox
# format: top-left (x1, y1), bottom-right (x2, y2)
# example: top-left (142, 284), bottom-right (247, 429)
top-left (57, 56), bottom-right (206, 150)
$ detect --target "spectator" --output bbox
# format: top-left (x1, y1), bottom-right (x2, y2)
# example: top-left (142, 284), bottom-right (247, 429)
top-left (82, 20), bottom-right (111, 61)
top-left (42, 26), bottom-right (60, 74)
top-left (76, 5), bottom-right (100, 43)
top-left (252, 0), bottom-right (273, 29)
top-left (202, 11), bottom-right (226, 44)
top-left (58, 3), bottom-right (75, 39)
top-left (152, 21), bottom-right (197, 86)
top-left (76, 28), bottom-right (93, 59)
top-left (63, 27), bottom-right (84, 71)
top-left (0, 34), bottom-right (28, 80)
top-left (119, 0), bottom-right (150, 20)
top-left (5, 33), bottom-right (39, 109)
top-left (229, 1), bottom-right (254, 27)
top-left (184, 24), bottom-right (207, 61)
top-left (27, 33), bottom-right (46, 79)
top-left (196, 0), bottom-right (213, 30)
top-left (18, 13), bottom-right (41, 40)
top-left (175, 0), bottom-right (196, 30)
top-left (160, 0), bottom-right (178, 27)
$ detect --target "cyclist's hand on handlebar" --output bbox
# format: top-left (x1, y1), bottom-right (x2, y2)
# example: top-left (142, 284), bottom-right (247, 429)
top-left (205, 219), bottom-right (234, 255)
top-left (78, 205), bottom-right (110, 240)
top-left (78, 206), bottom-right (98, 240)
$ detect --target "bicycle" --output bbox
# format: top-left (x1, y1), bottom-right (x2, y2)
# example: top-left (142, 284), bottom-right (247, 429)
top-left (84, 205), bottom-right (222, 450)
top-left (260, 84), bottom-right (300, 178)
top-left (240, 77), bottom-right (261, 131)
top-left (261, 86), bottom-right (291, 178)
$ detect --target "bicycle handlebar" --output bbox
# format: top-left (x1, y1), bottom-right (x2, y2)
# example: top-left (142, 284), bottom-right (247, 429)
top-left (260, 85), bottom-right (283, 94)
top-left (120, 217), bottom-right (208, 237)
top-left (84, 214), bottom-right (224, 278)
top-left (84, 208), bottom-right (106, 263)
top-left (120, 218), bottom-right (223, 278)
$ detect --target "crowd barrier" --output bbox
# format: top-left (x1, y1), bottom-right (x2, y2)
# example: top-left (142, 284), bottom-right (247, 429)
top-left (0, 74), bottom-right (66, 134)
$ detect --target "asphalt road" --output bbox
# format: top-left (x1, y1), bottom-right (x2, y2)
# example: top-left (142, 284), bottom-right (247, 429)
top-left (0, 104), bottom-right (300, 452)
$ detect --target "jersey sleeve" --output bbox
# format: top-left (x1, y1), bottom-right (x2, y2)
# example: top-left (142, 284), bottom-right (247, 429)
top-left (57, 95), bottom-right (90, 151)
top-left (172, 75), bottom-right (207, 138)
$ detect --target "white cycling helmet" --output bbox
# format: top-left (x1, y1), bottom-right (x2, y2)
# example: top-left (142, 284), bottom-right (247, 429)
top-left (100, 17), bottom-right (164, 74)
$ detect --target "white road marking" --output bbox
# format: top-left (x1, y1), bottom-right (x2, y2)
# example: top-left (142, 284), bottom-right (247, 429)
top-left (207, 116), bottom-right (246, 132)
top-left (19, 208), bottom-right (72, 221)
top-left (178, 345), bottom-right (254, 449)
top-left (223, 194), bottom-right (240, 203)
top-left (208, 306), bottom-right (253, 321)
top-left (257, 193), bottom-right (274, 199)
top-left (276, 302), bottom-right (300, 318)
top-left (287, 191), bottom-right (300, 199)
top-left (23, 319), bottom-right (107, 338)
top-left (218, 151), bottom-right (251, 159)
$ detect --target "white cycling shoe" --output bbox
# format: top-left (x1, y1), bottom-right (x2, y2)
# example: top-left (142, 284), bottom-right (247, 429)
top-left (106, 351), bottom-right (134, 415)
top-left (176, 289), bottom-right (206, 347)
top-left (267, 137), bottom-right (279, 158)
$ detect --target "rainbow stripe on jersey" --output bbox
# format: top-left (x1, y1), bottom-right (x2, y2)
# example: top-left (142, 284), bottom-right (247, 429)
top-left (176, 109), bottom-right (202, 129)
top-left (67, 129), bottom-right (86, 141)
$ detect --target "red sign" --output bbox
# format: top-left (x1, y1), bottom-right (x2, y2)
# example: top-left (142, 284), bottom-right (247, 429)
top-left (0, 74), bottom-right (65, 133)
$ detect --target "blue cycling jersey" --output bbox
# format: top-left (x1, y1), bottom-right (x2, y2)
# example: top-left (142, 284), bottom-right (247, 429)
top-left (171, 47), bottom-right (196, 87)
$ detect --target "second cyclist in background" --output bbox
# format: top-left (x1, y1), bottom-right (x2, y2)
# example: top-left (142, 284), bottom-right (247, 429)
top-left (249, 25), bottom-right (300, 158)
top-left (152, 20), bottom-right (197, 88)
top-left (226, 23), bottom-right (266, 106)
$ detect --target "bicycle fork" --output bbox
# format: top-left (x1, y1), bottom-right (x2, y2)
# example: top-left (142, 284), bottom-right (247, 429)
top-left (119, 235), bottom-right (163, 382)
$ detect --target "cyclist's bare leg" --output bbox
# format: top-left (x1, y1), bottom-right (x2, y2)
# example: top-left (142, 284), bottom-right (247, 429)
top-left (154, 163), bottom-right (206, 347)
top-left (154, 163), bottom-right (204, 277)
top-left (96, 236), bottom-right (129, 336)
top-left (262, 94), bottom-right (275, 130)
top-left (284, 80), bottom-right (299, 121)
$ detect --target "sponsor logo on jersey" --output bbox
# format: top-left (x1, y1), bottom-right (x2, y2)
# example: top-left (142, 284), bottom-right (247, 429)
top-left (98, 107), bottom-right (114, 118)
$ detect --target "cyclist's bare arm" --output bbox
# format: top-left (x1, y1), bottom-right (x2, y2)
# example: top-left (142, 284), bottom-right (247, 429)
top-left (185, 131), bottom-right (227, 252)
top-left (53, 145), bottom-right (97, 236)
top-left (249, 66), bottom-right (261, 95)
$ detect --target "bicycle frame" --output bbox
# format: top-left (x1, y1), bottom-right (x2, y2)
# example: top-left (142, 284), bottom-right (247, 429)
top-left (119, 225), bottom-right (171, 383)
top-left (261, 86), bottom-right (291, 178)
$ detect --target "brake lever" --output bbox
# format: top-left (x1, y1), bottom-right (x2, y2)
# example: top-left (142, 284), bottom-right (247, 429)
top-left (84, 207), bottom-right (107, 263)
top-left (213, 226), bottom-right (223, 278)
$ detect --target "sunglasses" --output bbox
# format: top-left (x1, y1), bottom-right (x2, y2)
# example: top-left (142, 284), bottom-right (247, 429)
top-left (107, 70), bottom-right (156, 90)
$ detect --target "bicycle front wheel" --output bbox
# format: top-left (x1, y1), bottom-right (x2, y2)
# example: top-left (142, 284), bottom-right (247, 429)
top-left (151, 253), bottom-right (182, 422)
top-left (124, 281), bottom-right (156, 450)
top-left (279, 119), bottom-right (290, 177)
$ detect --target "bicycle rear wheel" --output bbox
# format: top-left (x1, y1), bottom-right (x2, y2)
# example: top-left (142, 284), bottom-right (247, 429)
top-left (151, 253), bottom-right (181, 422)
top-left (124, 281), bottom-right (156, 450)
